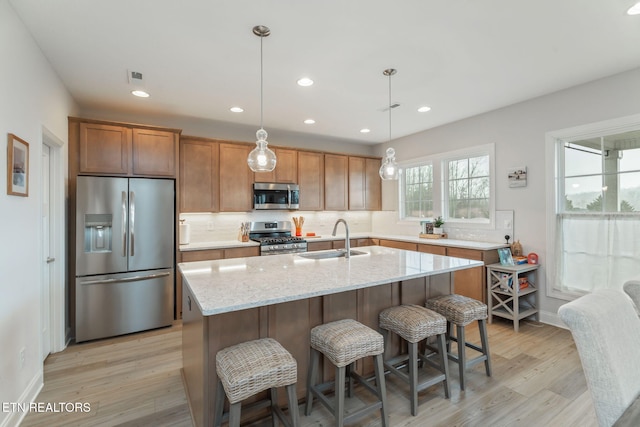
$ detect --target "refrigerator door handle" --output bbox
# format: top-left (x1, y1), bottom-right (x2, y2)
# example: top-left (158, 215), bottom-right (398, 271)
top-left (121, 191), bottom-right (127, 257)
top-left (79, 272), bottom-right (171, 286)
top-left (130, 191), bottom-right (135, 257)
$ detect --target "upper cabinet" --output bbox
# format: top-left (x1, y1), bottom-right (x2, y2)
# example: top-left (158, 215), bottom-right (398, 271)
top-left (349, 157), bottom-right (381, 210)
top-left (75, 119), bottom-right (179, 178)
top-left (325, 154), bottom-right (348, 211)
top-left (254, 147), bottom-right (298, 183)
top-left (219, 143), bottom-right (253, 212)
top-left (179, 137), bottom-right (219, 212)
top-left (297, 151), bottom-right (324, 211)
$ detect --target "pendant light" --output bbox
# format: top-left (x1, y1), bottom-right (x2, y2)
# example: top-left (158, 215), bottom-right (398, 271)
top-left (379, 68), bottom-right (399, 180)
top-left (247, 25), bottom-right (277, 172)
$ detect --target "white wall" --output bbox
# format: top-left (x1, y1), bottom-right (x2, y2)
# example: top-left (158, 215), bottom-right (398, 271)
top-left (0, 1), bottom-right (77, 426)
top-left (374, 67), bottom-right (640, 325)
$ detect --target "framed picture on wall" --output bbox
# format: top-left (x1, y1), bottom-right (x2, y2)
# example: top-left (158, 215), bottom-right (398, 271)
top-left (7, 133), bottom-right (29, 197)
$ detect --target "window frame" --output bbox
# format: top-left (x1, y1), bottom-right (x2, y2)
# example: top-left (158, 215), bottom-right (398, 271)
top-left (398, 143), bottom-right (495, 229)
top-left (545, 113), bottom-right (640, 301)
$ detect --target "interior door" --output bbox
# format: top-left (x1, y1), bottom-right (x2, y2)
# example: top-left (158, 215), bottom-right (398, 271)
top-left (41, 145), bottom-right (51, 360)
top-left (128, 178), bottom-right (174, 271)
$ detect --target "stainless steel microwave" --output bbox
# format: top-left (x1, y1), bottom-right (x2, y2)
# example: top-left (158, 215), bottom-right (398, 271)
top-left (253, 183), bottom-right (300, 210)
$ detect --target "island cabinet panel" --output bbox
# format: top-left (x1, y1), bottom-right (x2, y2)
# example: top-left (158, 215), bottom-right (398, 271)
top-left (131, 128), bottom-right (177, 177)
top-left (179, 138), bottom-right (219, 212)
top-left (181, 285), bottom-right (206, 427)
top-left (219, 143), bottom-right (254, 212)
top-left (79, 123), bottom-right (131, 175)
top-left (447, 247), bottom-right (486, 302)
top-left (324, 154), bottom-right (348, 211)
top-left (297, 151), bottom-right (324, 211)
top-left (253, 147), bottom-right (297, 183)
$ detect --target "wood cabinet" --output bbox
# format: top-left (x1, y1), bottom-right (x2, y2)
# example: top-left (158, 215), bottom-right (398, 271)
top-left (78, 121), bottom-right (178, 177)
top-left (306, 240), bottom-right (333, 252)
top-left (349, 157), bottom-right (381, 210)
top-left (179, 137), bottom-right (219, 212)
top-left (254, 147), bottom-right (297, 183)
top-left (297, 151), bottom-right (324, 211)
top-left (324, 154), bottom-right (348, 210)
top-left (418, 243), bottom-right (447, 255)
top-left (379, 239), bottom-right (418, 251)
top-left (219, 143), bottom-right (254, 212)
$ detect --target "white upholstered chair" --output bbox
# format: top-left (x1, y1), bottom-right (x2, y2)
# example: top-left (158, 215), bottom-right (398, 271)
top-left (558, 289), bottom-right (640, 427)
top-left (623, 277), bottom-right (640, 316)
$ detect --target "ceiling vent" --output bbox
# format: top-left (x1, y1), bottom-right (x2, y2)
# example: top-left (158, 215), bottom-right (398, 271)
top-left (128, 70), bottom-right (143, 84)
top-left (381, 103), bottom-right (400, 112)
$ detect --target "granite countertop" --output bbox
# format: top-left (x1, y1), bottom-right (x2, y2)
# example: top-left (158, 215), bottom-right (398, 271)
top-left (178, 245), bottom-right (484, 316)
top-left (179, 233), bottom-right (507, 251)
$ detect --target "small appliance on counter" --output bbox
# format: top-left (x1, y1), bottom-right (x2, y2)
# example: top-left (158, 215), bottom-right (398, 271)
top-left (249, 221), bottom-right (307, 255)
top-left (179, 219), bottom-right (190, 245)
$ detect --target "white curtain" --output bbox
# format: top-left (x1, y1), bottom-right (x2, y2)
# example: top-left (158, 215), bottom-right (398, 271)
top-left (556, 214), bottom-right (640, 293)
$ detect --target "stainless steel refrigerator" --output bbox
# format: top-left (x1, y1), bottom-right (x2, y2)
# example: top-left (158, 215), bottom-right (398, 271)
top-left (75, 176), bottom-right (174, 342)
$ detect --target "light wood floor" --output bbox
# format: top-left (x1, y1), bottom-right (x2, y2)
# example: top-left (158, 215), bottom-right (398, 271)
top-left (21, 319), bottom-right (597, 427)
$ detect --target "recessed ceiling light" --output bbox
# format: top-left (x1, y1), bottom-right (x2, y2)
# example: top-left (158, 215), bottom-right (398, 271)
top-left (628, 2), bottom-right (640, 15)
top-left (230, 107), bottom-right (244, 113)
top-left (417, 106), bottom-right (432, 113)
top-left (360, 128), bottom-right (371, 133)
top-left (297, 77), bottom-right (314, 87)
top-left (304, 119), bottom-right (315, 124)
top-left (131, 90), bottom-right (150, 98)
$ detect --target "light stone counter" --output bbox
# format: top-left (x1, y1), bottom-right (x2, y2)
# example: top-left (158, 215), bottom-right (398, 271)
top-left (179, 245), bottom-right (484, 316)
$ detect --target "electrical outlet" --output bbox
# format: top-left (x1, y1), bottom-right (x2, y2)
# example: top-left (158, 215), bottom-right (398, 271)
top-left (207, 222), bottom-right (214, 231)
top-left (19, 348), bottom-right (25, 369)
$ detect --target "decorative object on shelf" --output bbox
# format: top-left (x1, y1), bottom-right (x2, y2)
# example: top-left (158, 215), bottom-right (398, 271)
top-left (527, 252), bottom-right (539, 264)
top-left (510, 239), bottom-right (523, 256)
top-left (7, 133), bottom-right (29, 197)
top-left (497, 247), bottom-right (515, 266)
top-left (507, 166), bottom-right (527, 188)
top-left (247, 25), bottom-right (277, 172)
top-left (420, 220), bottom-right (434, 235)
top-left (179, 219), bottom-right (191, 245)
top-left (433, 216), bottom-right (445, 234)
top-left (379, 68), bottom-right (399, 180)
top-left (292, 216), bottom-right (304, 236)
top-left (419, 233), bottom-right (448, 239)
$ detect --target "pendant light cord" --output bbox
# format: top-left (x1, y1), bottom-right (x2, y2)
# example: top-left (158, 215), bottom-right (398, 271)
top-left (260, 33), bottom-right (264, 131)
top-left (388, 71), bottom-right (392, 144)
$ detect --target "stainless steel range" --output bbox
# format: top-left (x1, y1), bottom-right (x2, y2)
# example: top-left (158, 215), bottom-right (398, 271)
top-left (249, 221), bottom-right (307, 256)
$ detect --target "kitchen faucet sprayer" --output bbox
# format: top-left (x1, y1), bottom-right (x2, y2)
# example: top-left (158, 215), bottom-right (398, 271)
top-left (332, 219), bottom-right (350, 258)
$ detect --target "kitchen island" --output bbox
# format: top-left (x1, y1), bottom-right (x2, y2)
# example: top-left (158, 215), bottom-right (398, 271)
top-left (179, 246), bottom-right (483, 427)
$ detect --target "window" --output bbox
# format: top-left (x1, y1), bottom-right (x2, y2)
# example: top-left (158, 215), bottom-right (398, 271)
top-left (400, 144), bottom-right (494, 225)
top-left (547, 116), bottom-right (640, 298)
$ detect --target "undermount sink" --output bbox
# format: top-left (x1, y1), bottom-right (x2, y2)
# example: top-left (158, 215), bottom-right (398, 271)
top-left (298, 249), bottom-right (367, 260)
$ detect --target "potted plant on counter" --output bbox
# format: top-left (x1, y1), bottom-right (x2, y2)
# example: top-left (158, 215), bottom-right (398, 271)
top-left (433, 216), bottom-right (445, 234)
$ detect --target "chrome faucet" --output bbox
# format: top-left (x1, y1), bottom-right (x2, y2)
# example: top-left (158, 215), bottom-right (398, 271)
top-left (332, 219), bottom-right (350, 258)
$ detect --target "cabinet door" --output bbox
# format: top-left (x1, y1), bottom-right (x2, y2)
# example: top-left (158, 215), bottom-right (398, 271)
top-left (365, 158), bottom-right (382, 210)
top-left (307, 241), bottom-right (332, 251)
top-left (379, 239), bottom-right (417, 251)
top-left (348, 157), bottom-right (366, 210)
top-left (79, 123), bottom-right (131, 175)
top-left (325, 154), bottom-right (348, 211)
top-left (297, 151), bottom-right (324, 211)
top-left (181, 249), bottom-right (224, 262)
top-left (219, 143), bottom-right (253, 212)
top-left (224, 247), bottom-right (260, 259)
top-left (447, 247), bottom-right (485, 302)
top-left (418, 244), bottom-right (447, 255)
top-left (180, 138), bottom-right (219, 212)
top-left (132, 129), bottom-right (177, 177)
top-left (254, 148), bottom-right (298, 183)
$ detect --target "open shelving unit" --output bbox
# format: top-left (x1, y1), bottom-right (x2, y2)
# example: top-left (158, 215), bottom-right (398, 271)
top-left (487, 262), bottom-right (540, 332)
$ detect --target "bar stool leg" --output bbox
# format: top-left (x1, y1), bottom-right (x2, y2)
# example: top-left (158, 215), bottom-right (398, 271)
top-left (271, 387), bottom-right (279, 427)
top-left (305, 348), bottom-right (319, 416)
top-left (373, 353), bottom-right (389, 427)
top-left (346, 363), bottom-right (354, 398)
top-left (214, 379), bottom-right (225, 427)
top-left (285, 383), bottom-right (300, 427)
top-left (408, 341), bottom-right (418, 416)
top-left (479, 319), bottom-right (492, 377)
top-left (436, 333), bottom-right (451, 398)
top-left (336, 366), bottom-right (346, 427)
top-left (229, 402), bottom-right (241, 427)
top-left (457, 325), bottom-right (466, 391)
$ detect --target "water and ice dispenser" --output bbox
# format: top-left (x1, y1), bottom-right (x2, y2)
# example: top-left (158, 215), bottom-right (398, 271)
top-left (83, 214), bottom-right (113, 253)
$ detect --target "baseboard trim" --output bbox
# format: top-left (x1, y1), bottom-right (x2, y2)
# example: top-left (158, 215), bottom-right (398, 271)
top-left (0, 370), bottom-right (43, 427)
top-left (540, 310), bottom-right (567, 329)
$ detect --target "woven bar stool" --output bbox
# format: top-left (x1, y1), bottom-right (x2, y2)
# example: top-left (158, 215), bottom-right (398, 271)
top-left (425, 294), bottom-right (492, 391)
top-left (379, 305), bottom-right (451, 416)
top-left (305, 319), bottom-right (388, 427)
top-left (214, 338), bottom-right (299, 427)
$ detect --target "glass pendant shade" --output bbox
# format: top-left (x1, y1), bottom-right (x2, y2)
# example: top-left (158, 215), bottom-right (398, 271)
top-left (379, 147), bottom-right (399, 180)
top-left (248, 128), bottom-right (276, 172)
